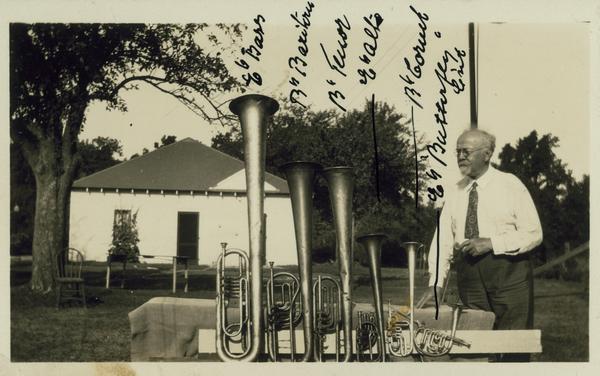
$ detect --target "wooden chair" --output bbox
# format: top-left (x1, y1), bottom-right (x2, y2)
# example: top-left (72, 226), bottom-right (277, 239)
top-left (56, 247), bottom-right (87, 308)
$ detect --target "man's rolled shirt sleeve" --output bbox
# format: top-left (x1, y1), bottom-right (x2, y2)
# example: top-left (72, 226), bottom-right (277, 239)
top-left (490, 177), bottom-right (543, 255)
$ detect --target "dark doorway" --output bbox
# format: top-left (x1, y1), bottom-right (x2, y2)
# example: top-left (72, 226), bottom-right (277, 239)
top-left (177, 212), bottom-right (199, 260)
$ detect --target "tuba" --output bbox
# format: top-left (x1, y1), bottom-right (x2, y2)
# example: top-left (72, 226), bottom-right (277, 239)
top-left (356, 233), bottom-right (387, 362)
top-left (215, 94), bottom-right (279, 362)
top-left (278, 161), bottom-right (321, 361)
top-left (321, 166), bottom-right (354, 362)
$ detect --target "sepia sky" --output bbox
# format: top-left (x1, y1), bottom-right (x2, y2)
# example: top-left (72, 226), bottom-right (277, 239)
top-left (81, 20), bottom-right (590, 185)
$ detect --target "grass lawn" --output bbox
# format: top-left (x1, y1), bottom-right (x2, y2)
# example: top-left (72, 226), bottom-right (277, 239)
top-left (10, 261), bottom-right (588, 362)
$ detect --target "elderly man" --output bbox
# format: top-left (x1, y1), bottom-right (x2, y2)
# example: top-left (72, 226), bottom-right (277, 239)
top-left (416, 129), bottom-right (542, 360)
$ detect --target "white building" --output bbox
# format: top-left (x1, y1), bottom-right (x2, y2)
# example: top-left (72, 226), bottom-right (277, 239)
top-left (69, 138), bottom-right (298, 266)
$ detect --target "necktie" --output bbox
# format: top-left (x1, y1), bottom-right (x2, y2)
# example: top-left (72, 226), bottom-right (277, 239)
top-left (464, 182), bottom-right (479, 239)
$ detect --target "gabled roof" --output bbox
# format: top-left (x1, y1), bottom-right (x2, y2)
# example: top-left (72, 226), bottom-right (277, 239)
top-left (72, 138), bottom-right (289, 194)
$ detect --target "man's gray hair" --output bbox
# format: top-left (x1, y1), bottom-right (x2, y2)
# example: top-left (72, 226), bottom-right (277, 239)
top-left (459, 129), bottom-right (496, 153)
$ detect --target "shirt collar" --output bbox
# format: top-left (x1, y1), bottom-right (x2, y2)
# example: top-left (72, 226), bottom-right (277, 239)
top-left (466, 165), bottom-right (495, 190)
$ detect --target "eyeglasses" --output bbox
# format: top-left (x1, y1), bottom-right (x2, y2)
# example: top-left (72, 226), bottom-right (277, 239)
top-left (455, 147), bottom-right (487, 157)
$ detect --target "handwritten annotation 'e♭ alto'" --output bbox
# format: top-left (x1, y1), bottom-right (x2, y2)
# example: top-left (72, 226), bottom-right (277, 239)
top-left (288, 1), bottom-right (316, 108)
top-left (357, 13), bottom-right (384, 85)
top-left (235, 15), bottom-right (266, 87)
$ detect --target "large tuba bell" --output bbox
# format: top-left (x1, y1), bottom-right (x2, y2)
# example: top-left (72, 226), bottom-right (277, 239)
top-left (356, 233), bottom-right (388, 362)
top-left (215, 94), bottom-right (279, 362)
top-left (322, 166), bottom-right (354, 362)
top-left (278, 161), bottom-right (321, 361)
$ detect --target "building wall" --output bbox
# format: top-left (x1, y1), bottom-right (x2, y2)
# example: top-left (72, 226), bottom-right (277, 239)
top-left (69, 190), bottom-right (298, 265)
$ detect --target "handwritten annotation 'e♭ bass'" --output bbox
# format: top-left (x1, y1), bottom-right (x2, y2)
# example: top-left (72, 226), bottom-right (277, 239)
top-left (288, 1), bottom-right (316, 108)
top-left (235, 15), bottom-right (266, 87)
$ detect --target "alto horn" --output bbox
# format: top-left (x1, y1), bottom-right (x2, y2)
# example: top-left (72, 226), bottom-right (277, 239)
top-left (322, 166), bottom-right (354, 362)
top-left (279, 161), bottom-right (321, 361)
top-left (387, 241), bottom-right (422, 357)
top-left (356, 233), bottom-right (387, 362)
top-left (215, 94), bottom-right (279, 362)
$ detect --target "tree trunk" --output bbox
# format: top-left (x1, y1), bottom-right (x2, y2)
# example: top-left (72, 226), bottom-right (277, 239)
top-left (29, 141), bottom-right (75, 293)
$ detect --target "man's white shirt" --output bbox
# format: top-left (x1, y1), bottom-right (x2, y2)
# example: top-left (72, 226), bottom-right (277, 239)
top-left (427, 166), bottom-right (543, 286)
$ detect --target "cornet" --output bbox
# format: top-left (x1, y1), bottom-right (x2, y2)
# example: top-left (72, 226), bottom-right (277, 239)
top-left (215, 94), bottom-right (279, 362)
top-left (414, 304), bottom-right (471, 356)
top-left (386, 242), bottom-right (422, 357)
top-left (386, 242), bottom-right (471, 358)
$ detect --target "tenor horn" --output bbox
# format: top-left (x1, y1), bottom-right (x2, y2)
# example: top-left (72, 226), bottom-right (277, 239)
top-left (356, 233), bottom-right (387, 362)
top-left (280, 161), bottom-right (321, 361)
top-left (322, 166), bottom-right (354, 362)
top-left (215, 94), bottom-right (279, 362)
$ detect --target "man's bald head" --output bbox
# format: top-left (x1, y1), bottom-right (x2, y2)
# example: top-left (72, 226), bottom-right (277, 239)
top-left (456, 129), bottom-right (496, 179)
top-left (457, 129), bottom-right (496, 154)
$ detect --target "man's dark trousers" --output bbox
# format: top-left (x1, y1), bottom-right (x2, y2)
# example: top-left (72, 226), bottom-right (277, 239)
top-left (456, 252), bottom-right (534, 362)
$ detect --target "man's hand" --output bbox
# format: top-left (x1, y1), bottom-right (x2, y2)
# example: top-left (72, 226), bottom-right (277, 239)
top-left (415, 286), bottom-right (443, 309)
top-left (457, 238), bottom-right (493, 257)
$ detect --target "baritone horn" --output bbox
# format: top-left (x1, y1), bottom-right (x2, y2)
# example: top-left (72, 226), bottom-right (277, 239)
top-left (356, 233), bottom-right (387, 362)
top-left (279, 161), bottom-right (321, 361)
top-left (266, 261), bottom-right (302, 361)
top-left (322, 166), bottom-right (354, 362)
top-left (313, 275), bottom-right (342, 362)
top-left (215, 94), bottom-right (279, 362)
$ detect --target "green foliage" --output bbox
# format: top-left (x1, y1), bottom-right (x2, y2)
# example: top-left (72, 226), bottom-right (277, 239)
top-left (108, 211), bottom-right (140, 262)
